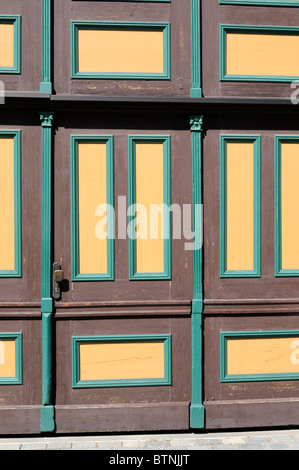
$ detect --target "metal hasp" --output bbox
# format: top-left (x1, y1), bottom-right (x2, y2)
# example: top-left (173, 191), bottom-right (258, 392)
top-left (52, 262), bottom-right (64, 300)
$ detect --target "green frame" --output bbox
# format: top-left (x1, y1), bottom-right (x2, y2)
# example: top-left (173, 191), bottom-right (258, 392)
top-left (0, 333), bottom-right (23, 385)
top-left (220, 135), bottom-right (261, 278)
top-left (220, 24), bottom-right (299, 82)
top-left (190, 0), bottom-right (202, 97)
top-left (189, 116), bottom-right (205, 429)
top-left (220, 0), bottom-right (299, 5)
top-left (74, 0), bottom-right (171, 2)
top-left (274, 136), bottom-right (299, 277)
top-left (128, 135), bottom-right (171, 280)
top-left (72, 334), bottom-right (172, 388)
top-left (0, 130), bottom-right (22, 278)
top-left (220, 330), bottom-right (299, 382)
top-left (70, 21), bottom-right (171, 80)
top-left (0, 15), bottom-right (21, 75)
top-left (70, 135), bottom-right (114, 281)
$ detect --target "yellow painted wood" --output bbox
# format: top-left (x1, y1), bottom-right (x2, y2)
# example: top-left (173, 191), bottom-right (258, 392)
top-left (78, 29), bottom-right (164, 74)
top-left (135, 143), bottom-right (164, 273)
top-left (0, 23), bottom-right (14, 68)
top-left (226, 32), bottom-right (299, 77)
top-left (226, 142), bottom-right (254, 271)
top-left (0, 340), bottom-right (15, 377)
top-left (0, 138), bottom-right (15, 270)
top-left (79, 341), bottom-right (165, 380)
top-left (281, 142), bottom-right (299, 269)
top-left (78, 142), bottom-right (108, 274)
top-left (227, 337), bottom-right (299, 375)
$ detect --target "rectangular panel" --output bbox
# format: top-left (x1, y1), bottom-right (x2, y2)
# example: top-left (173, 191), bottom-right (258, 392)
top-left (220, 136), bottom-right (261, 277)
top-left (0, 333), bottom-right (22, 385)
top-left (128, 136), bottom-right (171, 280)
top-left (71, 21), bottom-right (171, 80)
top-left (0, 131), bottom-right (21, 277)
top-left (220, 25), bottom-right (299, 82)
top-left (220, 331), bottom-right (299, 382)
top-left (0, 16), bottom-right (21, 74)
top-left (72, 335), bottom-right (172, 387)
top-left (71, 135), bottom-right (114, 280)
top-left (220, 0), bottom-right (299, 5)
top-left (275, 137), bottom-right (299, 276)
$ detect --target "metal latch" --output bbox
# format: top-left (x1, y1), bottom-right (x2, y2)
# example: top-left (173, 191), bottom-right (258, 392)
top-left (52, 262), bottom-right (64, 300)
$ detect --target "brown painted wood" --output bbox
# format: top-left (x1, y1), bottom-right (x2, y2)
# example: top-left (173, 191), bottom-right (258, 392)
top-left (202, 0), bottom-right (299, 98)
top-left (53, 0), bottom-right (191, 97)
top-left (0, 0), bottom-right (42, 93)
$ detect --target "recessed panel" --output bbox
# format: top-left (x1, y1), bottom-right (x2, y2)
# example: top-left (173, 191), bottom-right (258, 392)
top-left (221, 26), bottom-right (299, 81)
top-left (0, 23), bottom-right (14, 68)
top-left (0, 138), bottom-right (15, 271)
top-left (72, 22), bottom-right (170, 80)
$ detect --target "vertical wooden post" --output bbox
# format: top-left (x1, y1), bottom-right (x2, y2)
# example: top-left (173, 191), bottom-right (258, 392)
top-left (40, 0), bottom-right (52, 94)
top-left (189, 115), bottom-right (205, 428)
top-left (40, 111), bottom-right (55, 432)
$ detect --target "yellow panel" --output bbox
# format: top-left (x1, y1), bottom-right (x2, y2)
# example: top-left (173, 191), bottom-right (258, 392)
top-left (0, 138), bottom-right (15, 270)
top-left (78, 29), bottom-right (164, 74)
top-left (79, 341), bottom-right (165, 380)
top-left (0, 340), bottom-right (15, 377)
top-left (227, 337), bottom-right (299, 375)
top-left (78, 143), bottom-right (108, 274)
top-left (281, 143), bottom-right (299, 269)
top-left (135, 143), bottom-right (164, 273)
top-left (0, 24), bottom-right (14, 68)
top-left (226, 142), bottom-right (254, 271)
top-left (226, 32), bottom-right (299, 77)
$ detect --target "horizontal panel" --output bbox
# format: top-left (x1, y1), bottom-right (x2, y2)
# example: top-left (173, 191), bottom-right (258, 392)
top-left (0, 16), bottom-right (21, 74)
top-left (275, 137), bottom-right (299, 276)
top-left (0, 333), bottom-right (22, 385)
top-left (0, 131), bottom-right (21, 277)
top-left (220, 0), bottom-right (299, 5)
top-left (220, 330), bottom-right (299, 382)
top-left (128, 136), bottom-right (171, 280)
top-left (71, 21), bottom-right (171, 80)
top-left (72, 334), bottom-right (172, 387)
top-left (70, 135), bottom-right (114, 281)
top-left (220, 25), bottom-right (299, 82)
top-left (220, 135), bottom-right (261, 277)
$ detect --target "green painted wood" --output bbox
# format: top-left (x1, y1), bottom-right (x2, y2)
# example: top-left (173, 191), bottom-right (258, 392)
top-left (70, 135), bottom-right (114, 281)
top-left (190, 0), bottom-right (202, 97)
top-left (40, 111), bottom-right (55, 433)
top-left (219, 135), bottom-right (261, 278)
top-left (70, 21), bottom-right (171, 80)
top-left (40, 0), bottom-right (52, 93)
top-left (189, 116), bottom-right (204, 429)
top-left (71, 334), bottom-right (172, 388)
top-left (128, 135), bottom-right (171, 280)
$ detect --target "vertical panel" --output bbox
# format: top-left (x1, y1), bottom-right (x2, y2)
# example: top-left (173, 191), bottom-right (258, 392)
top-left (0, 132), bottom-right (21, 277)
top-left (71, 136), bottom-right (114, 280)
top-left (220, 136), bottom-right (261, 277)
top-left (128, 136), bottom-right (171, 280)
top-left (275, 137), bottom-right (299, 275)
